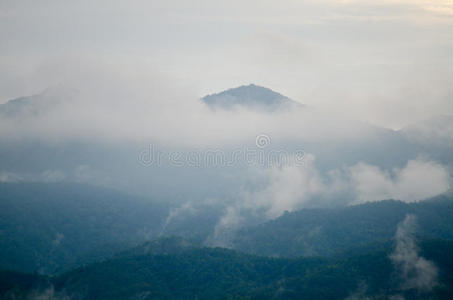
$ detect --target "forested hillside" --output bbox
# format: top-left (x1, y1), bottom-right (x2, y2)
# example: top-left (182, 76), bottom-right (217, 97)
top-left (233, 194), bottom-right (453, 257)
top-left (1, 238), bottom-right (453, 299)
top-left (0, 183), bottom-right (169, 274)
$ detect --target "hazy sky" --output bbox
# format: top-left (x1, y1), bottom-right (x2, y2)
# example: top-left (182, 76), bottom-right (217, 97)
top-left (1, 0), bottom-right (453, 128)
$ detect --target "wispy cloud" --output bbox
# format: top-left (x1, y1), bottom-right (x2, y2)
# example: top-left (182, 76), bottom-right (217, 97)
top-left (390, 214), bottom-right (438, 291)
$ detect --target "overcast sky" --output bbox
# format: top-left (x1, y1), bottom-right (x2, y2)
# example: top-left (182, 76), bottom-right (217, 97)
top-left (1, 0), bottom-right (453, 128)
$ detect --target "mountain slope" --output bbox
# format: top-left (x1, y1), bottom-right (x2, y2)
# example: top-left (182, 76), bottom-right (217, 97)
top-left (2, 183), bottom-right (453, 274)
top-left (201, 84), bottom-right (303, 111)
top-left (0, 88), bottom-right (77, 119)
top-left (232, 194), bottom-right (453, 257)
top-left (0, 183), bottom-right (170, 274)
top-left (400, 115), bottom-right (453, 145)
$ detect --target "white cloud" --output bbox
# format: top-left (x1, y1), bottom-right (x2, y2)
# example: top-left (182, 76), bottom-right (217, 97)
top-left (222, 156), bottom-right (451, 228)
top-left (390, 214), bottom-right (438, 291)
top-left (350, 159), bottom-right (451, 203)
top-left (242, 154), bottom-right (324, 218)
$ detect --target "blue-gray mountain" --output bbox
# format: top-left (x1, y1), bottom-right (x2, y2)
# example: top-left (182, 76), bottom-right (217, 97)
top-left (201, 84), bottom-right (303, 111)
top-left (0, 85), bottom-right (452, 199)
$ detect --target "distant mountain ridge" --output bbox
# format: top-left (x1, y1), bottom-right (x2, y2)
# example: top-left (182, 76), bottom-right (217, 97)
top-left (201, 84), bottom-right (303, 111)
top-left (0, 93), bottom-right (51, 117)
top-left (0, 84), bottom-right (303, 117)
top-left (400, 114), bottom-right (453, 146)
top-left (0, 87), bottom-right (77, 118)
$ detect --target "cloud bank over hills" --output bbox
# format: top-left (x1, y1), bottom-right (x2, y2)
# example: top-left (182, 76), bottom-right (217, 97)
top-left (1, 2), bottom-right (453, 298)
top-left (0, 61), bottom-right (452, 234)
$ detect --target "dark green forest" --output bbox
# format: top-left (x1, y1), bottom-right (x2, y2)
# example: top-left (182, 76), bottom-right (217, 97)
top-left (2, 238), bottom-right (453, 299)
top-left (2, 183), bottom-right (453, 299)
top-left (233, 194), bottom-right (453, 257)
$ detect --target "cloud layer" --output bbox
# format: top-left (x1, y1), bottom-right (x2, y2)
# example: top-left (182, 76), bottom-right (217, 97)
top-left (1, 0), bottom-right (453, 128)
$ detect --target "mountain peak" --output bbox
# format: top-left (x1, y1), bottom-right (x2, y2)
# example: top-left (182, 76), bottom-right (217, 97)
top-left (202, 84), bottom-right (302, 111)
